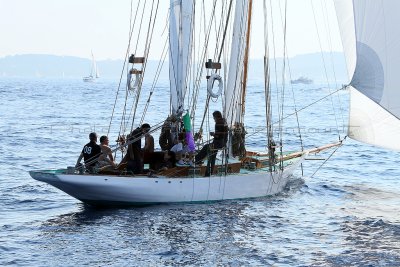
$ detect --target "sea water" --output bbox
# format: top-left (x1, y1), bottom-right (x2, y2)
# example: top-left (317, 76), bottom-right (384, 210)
top-left (0, 77), bottom-right (399, 266)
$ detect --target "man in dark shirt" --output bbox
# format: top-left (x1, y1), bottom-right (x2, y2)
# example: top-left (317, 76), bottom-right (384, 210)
top-left (75, 132), bottom-right (102, 173)
top-left (119, 124), bottom-right (150, 174)
top-left (195, 111), bottom-right (228, 176)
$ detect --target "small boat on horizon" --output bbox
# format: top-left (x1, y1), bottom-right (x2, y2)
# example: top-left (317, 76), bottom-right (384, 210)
top-left (290, 76), bottom-right (313, 85)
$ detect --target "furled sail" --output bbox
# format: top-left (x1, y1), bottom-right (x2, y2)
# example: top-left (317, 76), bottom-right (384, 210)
top-left (335, 0), bottom-right (400, 151)
top-left (224, 0), bottom-right (251, 126)
top-left (169, 0), bottom-right (194, 115)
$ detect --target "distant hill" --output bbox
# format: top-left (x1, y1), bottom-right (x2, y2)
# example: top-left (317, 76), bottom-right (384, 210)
top-left (0, 54), bottom-right (126, 79)
top-left (0, 53), bottom-right (347, 82)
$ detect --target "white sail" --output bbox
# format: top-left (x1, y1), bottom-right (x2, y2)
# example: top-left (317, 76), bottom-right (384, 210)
top-left (90, 51), bottom-right (98, 78)
top-left (335, 0), bottom-right (400, 151)
top-left (94, 57), bottom-right (99, 78)
top-left (169, 0), bottom-right (194, 115)
top-left (224, 0), bottom-right (250, 126)
top-left (83, 51), bottom-right (99, 82)
top-left (333, 0), bottom-right (356, 79)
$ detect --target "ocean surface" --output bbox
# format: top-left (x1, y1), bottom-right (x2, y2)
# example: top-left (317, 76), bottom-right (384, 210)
top-left (1, 77), bottom-right (399, 266)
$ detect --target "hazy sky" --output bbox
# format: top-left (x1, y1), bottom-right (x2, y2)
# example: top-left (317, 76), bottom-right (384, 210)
top-left (0, 0), bottom-right (342, 60)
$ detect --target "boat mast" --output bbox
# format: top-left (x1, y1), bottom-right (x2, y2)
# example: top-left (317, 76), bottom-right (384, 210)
top-left (263, 0), bottom-right (274, 171)
top-left (240, 0), bottom-right (253, 121)
top-left (90, 50), bottom-right (95, 78)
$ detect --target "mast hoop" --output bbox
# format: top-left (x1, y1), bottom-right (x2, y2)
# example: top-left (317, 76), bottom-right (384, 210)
top-left (207, 73), bottom-right (223, 98)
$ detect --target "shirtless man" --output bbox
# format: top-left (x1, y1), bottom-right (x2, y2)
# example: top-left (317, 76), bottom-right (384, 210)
top-left (98, 135), bottom-right (116, 168)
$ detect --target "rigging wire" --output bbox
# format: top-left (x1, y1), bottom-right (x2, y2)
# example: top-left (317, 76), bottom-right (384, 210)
top-left (263, 0), bottom-right (276, 175)
top-left (310, 0), bottom-right (341, 140)
top-left (190, 0), bottom-right (218, 118)
top-left (276, 1), bottom-right (304, 153)
top-left (130, 0), bottom-right (160, 130)
top-left (119, 0), bottom-right (149, 136)
top-left (309, 137), bottom-right (345, 178)
top-left (267, 0), bottom-right (283, 145)
top-left (198, 0), bottom-right (233, 134)
top-left (227, 87), bottom-right (345, 146)
top-left (139, 36), bottom-right (168, 125)
top-left (321, 0), bottom-right (346, 129)
top-left (118, 0), bottom-right (151, 141)
top-left (276, 86), bottom-right (345, 127)
top-left (277, 0), bottom-right (288, 170)
top-left (129, 0), bottom-right (154, 131)
top-left (107, 0), bottom-right (141, 136)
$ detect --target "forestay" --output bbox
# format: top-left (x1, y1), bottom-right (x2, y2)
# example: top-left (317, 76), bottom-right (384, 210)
top-left (334, 0), bottom-right (400, 151)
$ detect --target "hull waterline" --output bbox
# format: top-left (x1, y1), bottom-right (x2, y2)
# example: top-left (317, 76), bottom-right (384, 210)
top-left (29, 157), bottom-right (304, 206)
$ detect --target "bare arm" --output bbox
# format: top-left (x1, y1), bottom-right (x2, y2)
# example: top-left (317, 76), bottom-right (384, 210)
top-left (106, 147), bottom-right (116, 167)
top-left (144, 135), bottom-right (154, 152)
top-left (76, 153), bottom-right (84, 167)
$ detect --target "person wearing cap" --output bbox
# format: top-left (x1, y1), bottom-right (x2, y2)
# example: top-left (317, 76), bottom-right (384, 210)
top-left (75, 132), bottom-right (102, 173)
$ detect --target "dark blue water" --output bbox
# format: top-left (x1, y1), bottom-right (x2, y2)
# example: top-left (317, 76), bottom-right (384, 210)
top-left (1, 77), bottom-right (399, 266)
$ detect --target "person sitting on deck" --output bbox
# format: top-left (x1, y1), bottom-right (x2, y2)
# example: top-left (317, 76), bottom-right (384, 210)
top-left (157, 151), bottom-right (177, 172)
top-left (119, 124), bottom-right (150, 174)
top-left (98, 135), bottom-right (117, 169)
top-left (171, 132), bottom-right (193, 166)
top-left (159, 115), bottom-right (178, 151)
top-left (75, 132), bottom-right (102, 173)
top-left (195, 111), bottom-right (228, 176)
top-left (142, 123), bottom-right (154, 154)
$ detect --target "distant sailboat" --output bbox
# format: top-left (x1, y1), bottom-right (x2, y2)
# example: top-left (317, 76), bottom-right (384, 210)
top-left (83, 51), bottom-right (99, 82)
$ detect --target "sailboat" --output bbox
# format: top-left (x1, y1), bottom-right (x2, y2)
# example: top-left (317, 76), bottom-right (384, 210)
top-left (30, 0), bottom-right (396, 206)
top-left (82, 51), bottom-right (99, 82)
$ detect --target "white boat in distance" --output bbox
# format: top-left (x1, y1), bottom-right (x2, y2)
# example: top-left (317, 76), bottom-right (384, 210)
top-left (83, 51), bottom-right (99, 82)
top-left (290, 76), bottom-right (313, 85)
top-left (31, 0), bottom-right (399, 206)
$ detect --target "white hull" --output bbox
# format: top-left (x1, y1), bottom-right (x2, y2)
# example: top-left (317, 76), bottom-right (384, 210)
top-left (83, 76), bottom-right (95, 82)
top-left (29, 157), bottom-right (304, 206)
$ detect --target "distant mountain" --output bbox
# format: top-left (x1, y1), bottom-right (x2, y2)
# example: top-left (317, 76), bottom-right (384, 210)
top-left (0, 54), bottom-right (126, 78)
top-left (0, 53), bottom-right (347, 82)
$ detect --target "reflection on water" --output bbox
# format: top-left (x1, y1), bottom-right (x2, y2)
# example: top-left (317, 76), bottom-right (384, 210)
top-left (342, 185), bottom-right (400, 222)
